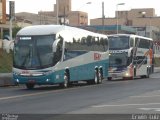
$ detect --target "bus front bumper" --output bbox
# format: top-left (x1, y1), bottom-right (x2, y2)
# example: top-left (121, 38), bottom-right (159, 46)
top-left (13, 74), bottom-right (54, 85)
top-left (108, 71), bottom-right (131, 80)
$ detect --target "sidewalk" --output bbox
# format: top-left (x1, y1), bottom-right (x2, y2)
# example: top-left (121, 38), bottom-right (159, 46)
top-left (0, 73), bottom-right (14, 86)
top-left (1, 67), bottom-right (160, 87)
top-left (154, 67), bottom-right (160, 73)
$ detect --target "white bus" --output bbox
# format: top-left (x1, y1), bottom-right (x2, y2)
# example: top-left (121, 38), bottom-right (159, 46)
top-left (108, 34), bottom-right (153, 80)
top-left (13, 25), bottom-right (109, 89)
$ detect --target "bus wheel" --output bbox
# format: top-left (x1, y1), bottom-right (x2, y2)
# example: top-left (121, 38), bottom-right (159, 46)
top-left (63, 74), bottom-right (69, 88)
top-left (98, 68), bottom-right (103, 84)
top-left (108, 77), bottom-right (112, 81)
top-left (26, 83), bottom-right (35, 89)
top-left (130, 76), bottom-right (134, 80)
top-left (63, 70), bottom-right (70, 88)
top-left (146, 68), bottom-right (150, 78)
top-left (94, 68), bottom-right (99, 84)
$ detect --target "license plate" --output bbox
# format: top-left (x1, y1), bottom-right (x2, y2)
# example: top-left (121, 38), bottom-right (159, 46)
top-left (112, 74), bottom-right (117, 78)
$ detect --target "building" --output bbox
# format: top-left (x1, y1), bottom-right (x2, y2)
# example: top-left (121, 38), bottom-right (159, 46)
top-left (14, 0), bottom-right (89, 26)
top-left (90, 8), bottom-right (160, 40)
top-left (38, 0), bottom-right (88, 26)
top-left (16, 12), bottom-right (56, 26)
top-left (0, 0), bottom-right (7, 39)
top-left (0, 0), bottom-right (6, 24)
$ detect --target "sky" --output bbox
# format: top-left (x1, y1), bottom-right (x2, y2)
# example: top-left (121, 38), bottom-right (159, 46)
top-left (6, 0), bottom-right (160, 19)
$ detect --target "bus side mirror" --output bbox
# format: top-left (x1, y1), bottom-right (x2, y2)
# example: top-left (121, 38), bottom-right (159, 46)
top-left (52, 39), bottom-right (60, 52)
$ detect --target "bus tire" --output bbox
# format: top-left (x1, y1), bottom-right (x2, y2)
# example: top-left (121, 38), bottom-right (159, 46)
top-left (98, 67), bottom-right (103, 84)
top-left (134, 67), bottom-right (136, 77)
top-left (130, 76), bottom-right (134, 80)
top-left (87, 80), bottom-right (93, 85)
top-left (108, 77), bottom-right (112, 81)
top-left (146, 67), bottom-right (150, 78)
top-left (26, 83), bottom-right (35, 89)
top-left (63, 69), bottom-right (70, 88)
top-left (94, 68), bottom-right (99, 84)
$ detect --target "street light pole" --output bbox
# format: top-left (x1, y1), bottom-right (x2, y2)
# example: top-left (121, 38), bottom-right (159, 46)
top-left (9, 17), bottom-right (14, 40)
top-left (78, 2), bottom-right (92, 10)
top-left (116, 3), bottom-right (125, 34)
top-left (56, 0), bottom-right (59, 24)
top-left (102, 1), bottom-right (105, 26)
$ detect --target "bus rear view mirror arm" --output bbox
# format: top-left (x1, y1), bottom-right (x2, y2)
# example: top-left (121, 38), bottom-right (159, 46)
top-left (52, 39), bottom-right (60, 52)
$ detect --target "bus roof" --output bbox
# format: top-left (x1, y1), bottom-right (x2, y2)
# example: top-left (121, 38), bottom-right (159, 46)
top-left (108, 34), bottom-right (153, 41)
top-left (17, 25), bottom-right (68, 36)
top-left (17, 25), bottom-right (107, 38)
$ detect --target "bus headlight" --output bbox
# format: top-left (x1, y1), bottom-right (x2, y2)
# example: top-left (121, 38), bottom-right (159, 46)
top-left (16, 79), bottom-right (19, 83)
top-left (13, 72), bottom-right (19, 76)
top-left (125, 72), bottom-right (129, 77)
top-left (46, 79), bottom-right (50, 82)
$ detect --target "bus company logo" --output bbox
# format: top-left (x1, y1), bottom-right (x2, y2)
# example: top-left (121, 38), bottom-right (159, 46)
top-left (94, 53), bottom-right (101, 60)
top-left (21, 70), bottom-right (29, 74)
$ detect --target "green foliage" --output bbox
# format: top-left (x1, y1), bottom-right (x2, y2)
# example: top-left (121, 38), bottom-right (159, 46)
top-left (154, 57), bottom-right (160, 67)
top-left (12, 25), bottom-right (22, 39)
top-left (0, 49), bottom-right (13, 73)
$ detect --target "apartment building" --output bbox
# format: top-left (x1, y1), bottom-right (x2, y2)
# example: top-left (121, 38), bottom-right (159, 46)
top-left (90, 8), bottom-right (160, 40)
top-left (38, 0), bottom-right (88, 26)
top-left (0, 0), bottom-right (6, 24)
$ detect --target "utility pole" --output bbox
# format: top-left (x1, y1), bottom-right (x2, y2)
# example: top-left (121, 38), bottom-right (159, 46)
top-left (64, 6), bottom-right (66, 25)
top-left (56, 0), bottom-right (59, 24)
top-left (116, 3), bottom-right (125, 34)
top-left (102, 1), bottom-right (105, 26)
top-left (9, 17), bottom-right (14, 41)
top-left (9, 1), bottom-right (15, 40)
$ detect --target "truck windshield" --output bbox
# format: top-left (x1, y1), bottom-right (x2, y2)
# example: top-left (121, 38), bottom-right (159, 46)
top-left (108, 36), bottom-right (129, 50)
top-left (109, 52), bottom-right (128, 67)
top-left (13, 35), bottom-right (58, 69)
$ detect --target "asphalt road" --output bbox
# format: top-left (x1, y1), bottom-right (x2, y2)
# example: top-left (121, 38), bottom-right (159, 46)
top-left (0, 73), bottom-right (160, 119)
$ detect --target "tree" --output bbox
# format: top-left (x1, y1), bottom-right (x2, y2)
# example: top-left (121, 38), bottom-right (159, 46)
top-left (12, 25), bottom-right (22, 39)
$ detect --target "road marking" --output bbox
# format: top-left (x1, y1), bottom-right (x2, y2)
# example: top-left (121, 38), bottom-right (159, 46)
top-left (92, 103), bottom-right (160, 108)
top-left (0, 83), bottom-right (102, 101)
top-left (0, 87), bottom-right (81, 101)
top-left (139, 108), bottom-right (160, 111)
top-left (0, 91), bottom-right (56, 100)
top-left (130, 95), bottom-right (160, 98)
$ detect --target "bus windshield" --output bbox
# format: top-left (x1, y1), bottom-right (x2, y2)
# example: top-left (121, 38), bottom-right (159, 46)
top-left (108, 36), bottom-right (129, 50)
top-left (109, 52), bottom-right (128, 67)
top-left (13, 35), bottom-right (57, 69)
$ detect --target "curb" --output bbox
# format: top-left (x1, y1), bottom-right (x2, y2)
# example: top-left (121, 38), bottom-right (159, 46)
top-left (154, 67), bottom-right (160, 73)
top-left (0, 73), bottom-right (14, 87)
top-left (1, 67), bottom-right (160, 87)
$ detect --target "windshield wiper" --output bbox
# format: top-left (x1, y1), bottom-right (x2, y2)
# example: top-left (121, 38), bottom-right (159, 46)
top-left (35, 46), bottom-right (42, 68)
top-left (21, 49), bottom-right (31, 68)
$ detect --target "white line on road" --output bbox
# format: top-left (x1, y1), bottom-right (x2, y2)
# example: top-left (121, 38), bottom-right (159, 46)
top-left (139, 108), bottom-right (160, 111)
top-left (0, 83), bottom-right (102, 101)
top-left (0, 87), bottom-right (81, 101)
top-left (92, 103), bottom-right (160, 108)
top-left (0, 91), bottom-right (56, 100)
top-left (130, 94), bottom-right (160, 98)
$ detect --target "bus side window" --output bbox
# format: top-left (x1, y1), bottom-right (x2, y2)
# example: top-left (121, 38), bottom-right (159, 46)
top-left (86, 35), bottom-right (92, 46)
top-left (135, 38), bottom-right (139, 47)
top-left (130, 38), bottom-right (134, 47)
